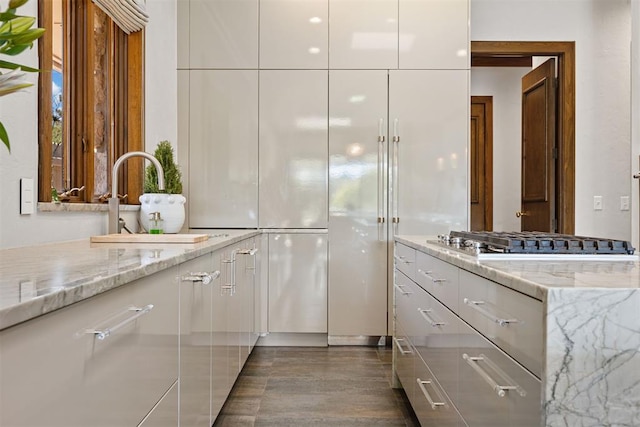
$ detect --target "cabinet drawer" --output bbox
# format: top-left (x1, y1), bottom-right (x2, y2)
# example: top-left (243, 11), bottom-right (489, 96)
top-left (413, 357), bottom-right (464, 427)
top-left (395, 243), bottom-right (416, 281)
top-left (457, 321), bottom-right (541, 427)
top-left (415, 251), bottom-right (459, 311)
top-left (0, 268), bottom-right (179, 427)
top-left (458, 270), bottom-right (543, 378)
top-left (393, 321), bottom-right (416, 395)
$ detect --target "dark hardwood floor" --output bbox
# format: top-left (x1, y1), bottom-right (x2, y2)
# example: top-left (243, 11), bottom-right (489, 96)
top-left (213, 345), bottom-right (419, 426)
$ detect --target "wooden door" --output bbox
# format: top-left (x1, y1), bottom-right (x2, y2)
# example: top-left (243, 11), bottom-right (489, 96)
top-left (470, 96), bottom-right (493, 231)
top-left (520, 59), bottom-right (557, 232)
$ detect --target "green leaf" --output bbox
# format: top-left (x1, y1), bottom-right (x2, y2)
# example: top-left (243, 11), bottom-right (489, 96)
top-left (0, 121), bottom-right (10, 153)
top-left (0, 15), bottom-right (35, 34)
top-left (1, 44), bottom-right (28, 56)
top-left (0, 81), bottom-right (32, 96)
top-left (2, 27), bottom-right (44, 45)
top-left (9, 0), bottom-right (29, 9)
top-left (0, 12), bottom-right (18, 22)
top-left (0, 59), bottom-right (39, 72)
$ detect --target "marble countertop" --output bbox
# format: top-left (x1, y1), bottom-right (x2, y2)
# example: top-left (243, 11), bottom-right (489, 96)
top-left (396, 235), bottom-right (640, 301)
top-left (0, 230), bottom-right (259, 331)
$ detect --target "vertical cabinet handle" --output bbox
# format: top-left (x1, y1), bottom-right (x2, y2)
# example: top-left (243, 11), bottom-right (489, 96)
top-left (416, 378), bottom-right (446, 410)
top-left (221, 252), bottom-right (237, 295)
top-left (237, 247), bottom-right (259, 271)
top-left (87, 304), bottom-right (154, 340)
top-left (392, 118), bottom-right (400, 233)
top-left (462, 353), bottom-right (526, 398)
top-left (377, 118), bottom-right (386, 242)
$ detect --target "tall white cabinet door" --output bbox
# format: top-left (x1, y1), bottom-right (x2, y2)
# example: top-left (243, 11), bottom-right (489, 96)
top-left (329, 0), bottom-right (398, 69)
top-left (189, 0), bottom-right (258, 69)
top-left (211, 250), bottom-right (231, 420)
top-left (328, 70), bottom-right (389, 337)
top-left (268, 233), bottom-right (328, 333)
top-left (389, 70), bottom-right (468, 236)
top-left (398, 0), bottom-right (469, 69)
top-left (189, 70), bottom-right (259, 228)
top-left (259, 70), bottom-right (328, 229)
top-left (260, 0), bottom-right (328, 68)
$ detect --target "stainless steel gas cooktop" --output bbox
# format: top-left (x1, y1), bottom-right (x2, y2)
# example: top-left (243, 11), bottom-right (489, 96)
top-left (430, 231), bottom-right (637, 261)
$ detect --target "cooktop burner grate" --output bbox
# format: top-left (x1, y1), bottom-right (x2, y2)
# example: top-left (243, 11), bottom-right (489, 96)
top-left (448, 231), bottom-right (635, 255)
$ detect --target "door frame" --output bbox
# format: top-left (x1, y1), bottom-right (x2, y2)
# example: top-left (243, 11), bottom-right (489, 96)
top-left (470, 96), bottom-right (494, 231)
top-left (471, 41), bottom-right (575, 234)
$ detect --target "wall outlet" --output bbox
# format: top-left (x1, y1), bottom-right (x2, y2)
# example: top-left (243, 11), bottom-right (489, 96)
top-left (20, 178), bottom-right (34, 215)
top-left (620, 196), bottom-right (630, 211)
top-left (593, 195), bottom-right (603, 211)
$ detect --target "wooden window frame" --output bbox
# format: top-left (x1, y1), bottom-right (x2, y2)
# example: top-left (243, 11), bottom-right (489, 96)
top-left (38, 0), bottom-right (144, 204)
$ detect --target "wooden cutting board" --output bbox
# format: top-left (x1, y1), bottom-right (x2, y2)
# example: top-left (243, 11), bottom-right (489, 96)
top-left (90, 233), bottom-right (210, 244)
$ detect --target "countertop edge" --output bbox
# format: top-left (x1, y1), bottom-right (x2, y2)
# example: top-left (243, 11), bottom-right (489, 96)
top-left (0, 231), bottom-right (260, 331)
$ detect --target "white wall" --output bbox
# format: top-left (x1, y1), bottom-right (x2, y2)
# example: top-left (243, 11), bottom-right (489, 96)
top-left (0, 0), bottom-right (178, 249)
top-left (472, 0), bottom-right (632, 240)
top-left (471, 67), bottom-right (529, 232)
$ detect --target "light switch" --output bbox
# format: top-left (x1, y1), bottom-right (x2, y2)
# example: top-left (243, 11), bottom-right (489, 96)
top-left (593, 195), bottom-right (603, 211)
top-left (620, 196), bottom-right (630, 211)
top-left (20, 178), bottom-right (34, 215)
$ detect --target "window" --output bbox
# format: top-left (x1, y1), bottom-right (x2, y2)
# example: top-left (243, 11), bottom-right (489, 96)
top-left (38, 0), bottom-right (144, 203)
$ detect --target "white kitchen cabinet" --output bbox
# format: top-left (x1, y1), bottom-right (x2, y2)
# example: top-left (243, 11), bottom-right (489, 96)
top-left (328, 0), bottom-right (398, 69)
top-left (268, 233), bottom-right (328, 333)
top-left (0, 267), bottom-right (179, 427)
top-left (138, 380), bottom-right (179, 427)
top-left (178, 252), bottom-right (220, 427)
top-left (393, 245), bottom-right (542, 427)
top-left (388, 70), bottom-right (469, 237)
top-left (260, 0), bottom-right (328, 69)
top-left (259, 70), bottom-right (328, 229)
top-left (189, 0), bottom-right (259, 69)
top-left (398, 0), bottom-right (469, 69)
top-left (189, 70), bottom-right (259, 228)
top-left (328, 70), bottom-right (389, 337)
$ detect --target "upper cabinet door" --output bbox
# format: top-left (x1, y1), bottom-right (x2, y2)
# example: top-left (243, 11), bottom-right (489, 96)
top-left (189, 0), bottom-right (259, 69)
top-left (260, 0), bottom-right (328, 69)
top-left (189, 70), bottom-right (259, 228)
top-left (329, 0), bottom-right (398, 69)
top-left (259, 70), bottom-right (328, 228)
top-left (398, 0), bottom-right (469, 69)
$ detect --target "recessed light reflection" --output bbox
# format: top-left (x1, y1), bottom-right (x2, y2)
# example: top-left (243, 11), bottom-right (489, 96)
top-left (349, 95), bottom-right (366, 103)
top-left (456, 49), bottom-right (467, 57)
top-left (308, 47), bottom-right (321, 54)
top-left (309, 16), bottom-right (322, 24)
top-left (347, 143), bottom-right (364, 157)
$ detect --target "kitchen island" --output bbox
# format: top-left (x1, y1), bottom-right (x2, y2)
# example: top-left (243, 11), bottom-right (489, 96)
top-left (0, 230), bottom-right (261, 426)
top-left (394, 235), bottom-right (640, 427)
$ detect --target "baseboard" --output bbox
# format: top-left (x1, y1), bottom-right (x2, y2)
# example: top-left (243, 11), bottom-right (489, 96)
top-left (256, 332), bottom-right (328, 347)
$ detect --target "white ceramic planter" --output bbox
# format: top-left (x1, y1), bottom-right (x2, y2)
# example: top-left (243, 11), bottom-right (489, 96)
top-left (139, 193), bottom-right (186, 233)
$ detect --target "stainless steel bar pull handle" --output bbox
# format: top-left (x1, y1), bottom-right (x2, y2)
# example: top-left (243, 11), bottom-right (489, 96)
top-left (394, 255), bottom-right (413, 265)
top-left (393, 337), bottom-right (413, 355)
top-left (417, 268), bottom-right (446, 283)
top-left (377, 118), bottom-right (386, 242)
top-left (181, 271), bottom-right (220, 285)
top-left (222, 254), bottom-right (237, 295)
top-left (416, 378), bottom-right (446, 410)
top-left (463, 353), bottom-right (526, 398)
top-left (418, 308), bottom-right (446, 327)
top-left (88, 304), bottom-right (154, 340)
top-left (463, 298), bottom-right (519, 327)
top-left (392, 118), bottom-right (399, 233)
top-left (393, 283), bottom-right (412, 296)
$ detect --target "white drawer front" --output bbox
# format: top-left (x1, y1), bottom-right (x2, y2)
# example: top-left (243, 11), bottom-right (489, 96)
top-left (413, 356), bottom-right (464, 427)
top-left (395, 243), bottom-right (416, 281)
top-left (415, 251), bottom-right (459, 311)
top-left (458, 270), bottom-right (543, 377)
top-left (0, 268), bottom-right (179, 427)
top-left (394, 270), bottom-right (416, 329)
top-left (458, 321), bottom-right (542, 427)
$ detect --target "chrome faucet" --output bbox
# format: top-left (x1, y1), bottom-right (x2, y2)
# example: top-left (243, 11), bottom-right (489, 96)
top-left (108, 151), bottom-right (165, 234)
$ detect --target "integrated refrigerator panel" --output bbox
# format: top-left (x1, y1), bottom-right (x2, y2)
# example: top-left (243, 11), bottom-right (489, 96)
top-left (388, 69), bottom-right (469, 236)
top-left (189, 70), bottom-right (259, 228)
top-left (259, 70), bottom-right (329, 229)
top-left (328, 70), bottom-right (389, 337)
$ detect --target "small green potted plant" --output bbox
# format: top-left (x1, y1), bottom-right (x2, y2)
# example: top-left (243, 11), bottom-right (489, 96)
top-left (139, 141), bottom-right (186, 233)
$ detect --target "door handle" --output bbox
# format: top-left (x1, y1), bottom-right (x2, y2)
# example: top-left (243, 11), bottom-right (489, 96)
top-left (515, 211), bottom-right (530, 218)
top-left (633, 172), bottom-right (640, 179)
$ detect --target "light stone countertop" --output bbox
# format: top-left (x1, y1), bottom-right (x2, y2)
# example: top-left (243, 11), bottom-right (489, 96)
top-left (0, 230), bottom-right (259, 331)
top-left (396, 235), bottom-right (640, 301)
